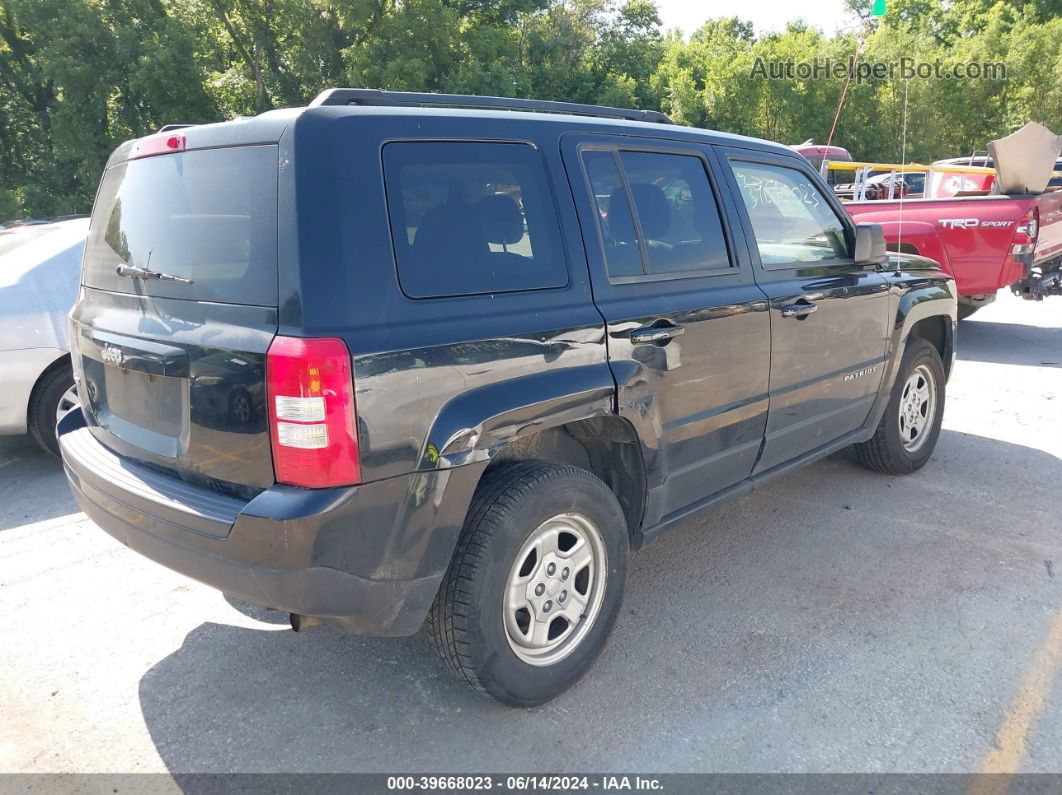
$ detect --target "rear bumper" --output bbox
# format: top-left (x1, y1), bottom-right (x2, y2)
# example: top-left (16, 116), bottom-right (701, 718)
top-left (59, 413), bottom-right (483, 636)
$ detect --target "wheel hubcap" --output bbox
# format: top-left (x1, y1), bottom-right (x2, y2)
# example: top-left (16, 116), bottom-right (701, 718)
top-left (55, 385), bottom-right (80, 426)
top-left (503, 512), bottom-right (607, 667)
top-left (898, 364), bottom-right (936, 452)
top-left (231, 393), bottom-right (251, 423)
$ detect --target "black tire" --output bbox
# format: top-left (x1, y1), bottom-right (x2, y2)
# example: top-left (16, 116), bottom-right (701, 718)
top-left (227, 388), bottom-right (255, 426)
top-left (957, 303), bottom-right (980, 321)
top-left (428, 461), bottom-right (629, 707)
top-left (854, 338), bottom-right (945, 475)
top-left (28, 364), bottom-right (76, 457)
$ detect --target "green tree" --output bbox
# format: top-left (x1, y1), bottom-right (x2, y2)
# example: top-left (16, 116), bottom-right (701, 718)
top-left (1, 0), bottom-right (1060, 221)
top-left (0, 0), bottom-right (216, 215)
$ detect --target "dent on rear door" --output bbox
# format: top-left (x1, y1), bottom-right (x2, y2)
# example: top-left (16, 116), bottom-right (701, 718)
top-left (558, 135), bottom-right (772, 524)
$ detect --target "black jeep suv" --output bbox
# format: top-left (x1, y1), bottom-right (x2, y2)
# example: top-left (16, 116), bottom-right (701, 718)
top-left (60, 90), bottom-right (956, 706)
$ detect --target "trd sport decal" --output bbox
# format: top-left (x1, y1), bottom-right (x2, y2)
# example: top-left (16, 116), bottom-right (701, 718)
top-left (939, 219), bottom-right (1013, 230)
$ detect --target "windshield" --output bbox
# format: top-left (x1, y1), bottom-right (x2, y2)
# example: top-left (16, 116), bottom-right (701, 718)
top-left (83, 145), bottom-right (278, 305)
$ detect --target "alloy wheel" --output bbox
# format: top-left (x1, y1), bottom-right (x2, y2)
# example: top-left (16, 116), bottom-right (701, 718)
top-left (503, 512), bottom-right (608, 667)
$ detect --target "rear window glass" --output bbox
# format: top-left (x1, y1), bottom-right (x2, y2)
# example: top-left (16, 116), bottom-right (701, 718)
top-left (383, 142), bottom-right (568, 298)
top-left (582, 151), bottom-right (642, 278)
top-left (83, 145), bottom-right (278, 305)
top-left (582, 149), bottom-right (731, 279)
top-left (617, 151), bottom-right (730, 274)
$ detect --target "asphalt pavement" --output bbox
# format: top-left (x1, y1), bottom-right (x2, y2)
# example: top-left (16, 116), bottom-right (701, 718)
top-left (1, 291), bottom-right (1059, 776)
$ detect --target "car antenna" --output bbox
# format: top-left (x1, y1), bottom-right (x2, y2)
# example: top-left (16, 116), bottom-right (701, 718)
top-left (895, 79), bottom-right (908, 277)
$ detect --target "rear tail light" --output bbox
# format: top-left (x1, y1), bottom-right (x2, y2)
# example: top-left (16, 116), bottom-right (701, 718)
top-left (266, 336), bottom-right (360, 488)
top-left (1011, 208), bottom-right (1039, 257)
top-left (1013, 209), bottom-right (1033, 242)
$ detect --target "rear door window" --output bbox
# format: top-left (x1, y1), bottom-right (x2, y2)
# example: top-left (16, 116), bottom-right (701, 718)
top-left (383, 141), bottom-right (568, 298)
top-left (581, 150), bottom-right (643, 278)
top-left (618, 151), bottom-right (730, 275)
top-left (581, 148), bottom-right (732, 280)
top-left (83, 145), bottom-right (279, 305)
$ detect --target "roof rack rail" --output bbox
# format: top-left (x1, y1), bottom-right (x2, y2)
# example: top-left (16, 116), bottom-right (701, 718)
top-left (157, 124), bottom-right (195, 133)
top-left (308, 88), bottom-right (674, 125)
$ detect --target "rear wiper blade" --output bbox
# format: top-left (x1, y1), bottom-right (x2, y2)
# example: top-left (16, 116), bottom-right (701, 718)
top-left (116, 264), bottom-right (193, 284)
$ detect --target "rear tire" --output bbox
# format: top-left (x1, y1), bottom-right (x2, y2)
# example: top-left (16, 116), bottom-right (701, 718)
top-left (28, 363), bottom-right (77, 457)
top-left (854, 338), bottom-right (945, 475)
top-left (428, 461), bottom-right (629, 706)
top-left (957, 303), bottom-right (980, 320)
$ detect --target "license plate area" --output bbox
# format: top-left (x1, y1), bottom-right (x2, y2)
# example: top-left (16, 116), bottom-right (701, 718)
top-left (83, 356), bottom-right (186, 458)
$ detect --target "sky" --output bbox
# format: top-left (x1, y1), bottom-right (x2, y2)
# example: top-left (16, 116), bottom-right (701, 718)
top-left (654, 0), bottom-right (859, 37)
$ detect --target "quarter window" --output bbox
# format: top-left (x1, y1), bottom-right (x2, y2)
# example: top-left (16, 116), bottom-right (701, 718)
top-left (383, 142), bottom-right (567, 298)
top-left (729, 161), bottom-right (850, 266)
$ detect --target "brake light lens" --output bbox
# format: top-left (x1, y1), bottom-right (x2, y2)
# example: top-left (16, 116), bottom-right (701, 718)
top-left (1011, 208), bottom-right (1039, 257)
top-left (266, 336), bottom-right (360, 488)
top-left (130, 132), bottom-right (186, 159)
top-left (1014, 208), bottom-right (1038, 243)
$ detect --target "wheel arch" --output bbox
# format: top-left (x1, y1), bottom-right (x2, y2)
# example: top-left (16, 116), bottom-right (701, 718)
top-left (416, 364), bottom-right (647, 550)
top-left (860, 275), bottom-right (956, 441)
top-left (27, 352), bottom-right (72, 417)
top-left (879, 220), bottom-right (952, 273)
top-left (891, 242), bottom-right (920, 257)
top-left (488, 416), bottom-right (649, 542)
top-left (907, 314), bottom-right (954, 380)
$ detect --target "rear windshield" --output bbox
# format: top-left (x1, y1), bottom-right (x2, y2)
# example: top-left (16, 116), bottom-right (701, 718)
top-left (83, 145), bottom-right (278, 305)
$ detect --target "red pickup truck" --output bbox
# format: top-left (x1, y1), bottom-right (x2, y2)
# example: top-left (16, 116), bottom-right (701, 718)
top-left (846, 124), bottom-right (1062, 318)
top-left (846, 191), bottom-right (1062, 318)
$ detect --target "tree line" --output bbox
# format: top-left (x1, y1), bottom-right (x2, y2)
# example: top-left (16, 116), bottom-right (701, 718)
top-left (0, 0), bottom-right (1059, 220)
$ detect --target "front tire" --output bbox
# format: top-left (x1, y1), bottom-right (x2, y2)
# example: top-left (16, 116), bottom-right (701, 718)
top-left (428, 461), bottom-right (629, 706)
top-left (854, 338), bottom-right (945, 475)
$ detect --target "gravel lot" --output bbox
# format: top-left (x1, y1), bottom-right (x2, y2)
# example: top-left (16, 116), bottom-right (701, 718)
top-left (1, 291), bottom-right (1059, 776)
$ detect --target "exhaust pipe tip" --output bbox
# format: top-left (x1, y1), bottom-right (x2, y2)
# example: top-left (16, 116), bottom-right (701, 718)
top-left (290, 613), bottom-right (324, 632)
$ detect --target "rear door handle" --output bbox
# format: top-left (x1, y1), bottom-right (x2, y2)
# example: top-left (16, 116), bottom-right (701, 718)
top-left (780, 301), bottom-right (818, 319)
top-left (629, 324), bottom-right (685, 344)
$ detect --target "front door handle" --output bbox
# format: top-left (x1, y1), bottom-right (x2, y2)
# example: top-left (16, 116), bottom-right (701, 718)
top-left (629, 323), bottom-right (685, 344)
top-left (780, 301), bottom-right (818, 319)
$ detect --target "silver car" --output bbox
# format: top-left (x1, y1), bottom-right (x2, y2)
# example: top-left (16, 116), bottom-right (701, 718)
top-left (0, 218), bottom-right (87, 454)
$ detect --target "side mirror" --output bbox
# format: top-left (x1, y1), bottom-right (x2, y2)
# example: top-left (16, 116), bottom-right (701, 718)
top-left (853, 222), bottom-right (887, 268)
